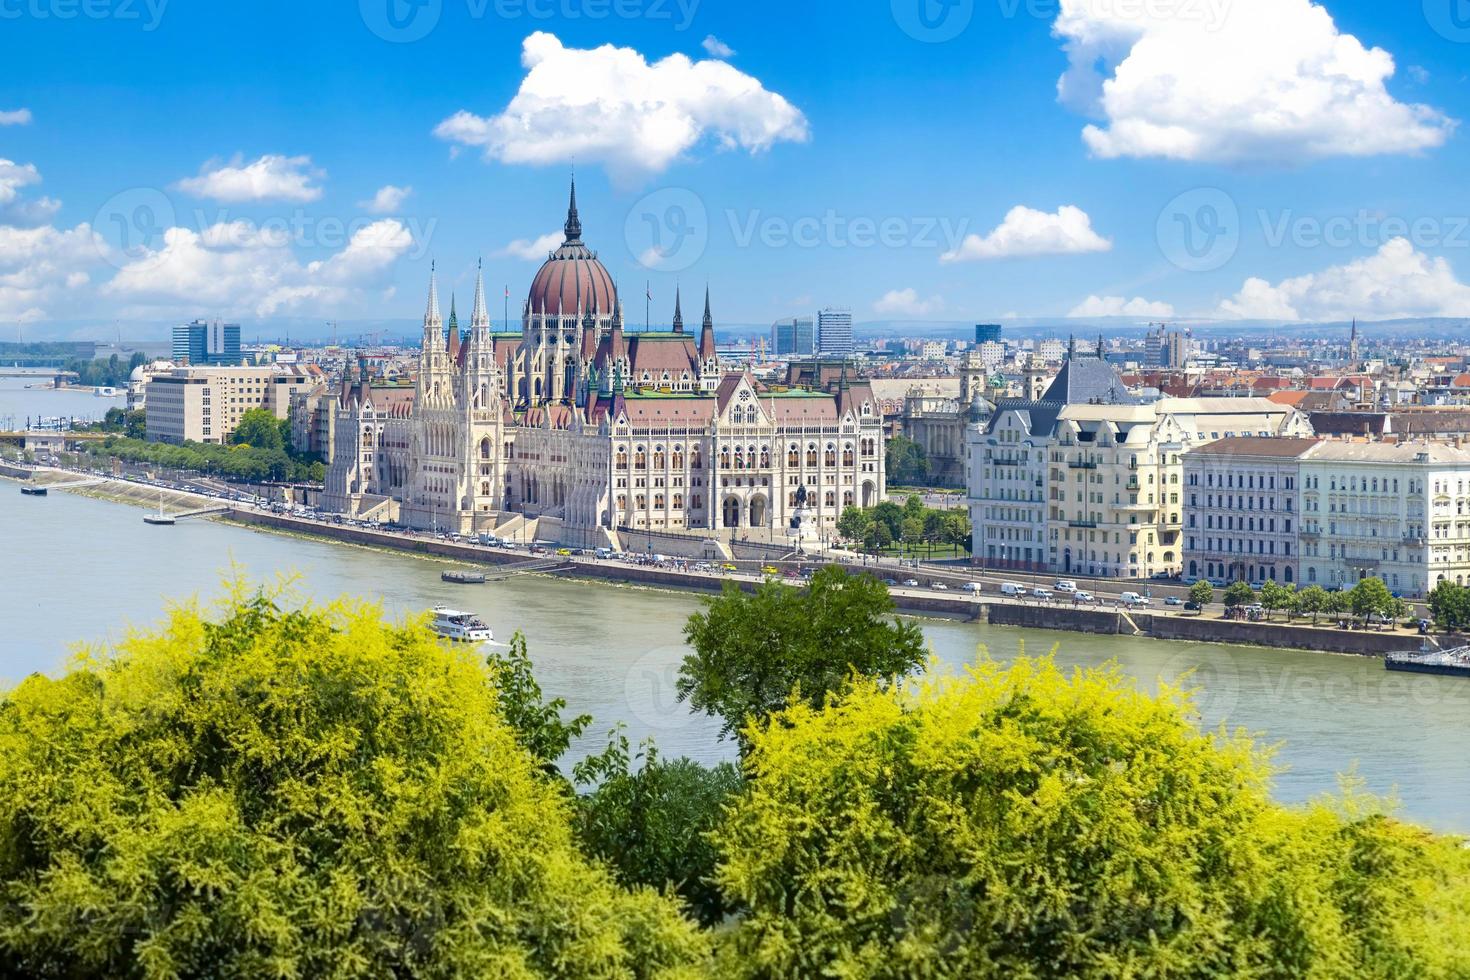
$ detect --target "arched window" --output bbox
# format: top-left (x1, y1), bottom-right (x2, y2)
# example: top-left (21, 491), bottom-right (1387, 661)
top-left (825, 444), bottom-right (837, 467)
top-left (720, 448), bottom-right (731, 468)
top-left (672, 448), bottom-right (684, 469)
top-left (616, 449), bottom-right (628, 469)
top-left (760, 446), bottom-right (771, 467)
top-left (691, 448), bottom-right (702, 469)
top-left (788, 444), bottom-right (800, 466)
top-left (634, 447), bottom-right (647, 468)
top-left (806, 444), bottom-right (818, 467)
top-left (653, 447), bottom-right (665, 468)
top-left (842, 443), bottom-right (854, 466)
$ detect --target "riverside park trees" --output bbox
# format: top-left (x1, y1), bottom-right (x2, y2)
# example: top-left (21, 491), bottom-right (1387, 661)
top-left (1, 582), bottom-right (1468, 977)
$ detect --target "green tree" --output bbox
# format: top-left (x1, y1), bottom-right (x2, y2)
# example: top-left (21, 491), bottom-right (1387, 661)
top-left (836, 506), bottom-right (874, 547)
top-left (871, 500), bottom-right (904, 542)
top-left (1296, 584), bottom-right (1329, 624)
top-left (1350, 577), bottom-right (1394, 626)
top-left (712, 658), bottom-right (1470, 979)
top-left (942, 510), bottom-right (973, 554)
top-left (1428, 581), bottom-right (1470, 632)
top-left (230, 407), bottom-right (285, 452)
top-left (677, 566), bottom-right (926, 745)
top-left (885, 435), bottom-right (928, 486)
top-left (574, 731), bottom-right (742, 927)
top-left (0, 586), bottom-right (707, 977)
top-left (124, 409), bottom-right (146, 440)
top-left (486, 631), bottom-right (590, 774)
top-left (1224, 581), bottom-right (1255, 609)
top-left (1188, 580), bottom-right (1215, 609)
top-left (1323, 589), bottom-right (1350, 622)
top-left (1260, 580), bottom-right (1295, 621)
top-left (899, 516), bottom-right (924, 554)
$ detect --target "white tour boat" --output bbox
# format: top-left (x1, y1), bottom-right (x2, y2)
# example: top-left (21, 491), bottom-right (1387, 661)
top-left (429, 606), bottom-right (493, 643)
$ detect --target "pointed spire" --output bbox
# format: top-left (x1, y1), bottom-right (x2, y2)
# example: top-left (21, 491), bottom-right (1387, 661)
top-left (1097, 333), bottom-right (1105, 359)
top-left (564, 174), bottom-right (582, 243)
top-left (470, 257), bottom-right (489, 331)
top-left (672, 286), bottom-right (684, 333)
top-left (447, 293), bottom-right (458, 332)
top-left (425, 260), bottom-right (442, 325)
top-left (699, 285), bottom-right (716, 362)
top-left (1067, 334), bottom-right (1076, 359)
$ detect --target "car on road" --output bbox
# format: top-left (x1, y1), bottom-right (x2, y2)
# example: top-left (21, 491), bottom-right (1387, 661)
top-left (930, 581), bottom-right (949, 590)
top-left (883, 578), bottom-right (899, 586)
top-left (1074, 591), bottom-right (1096, 603)
top-left (963, 582), bottom-right (983, 594)
top-left (1184, 600), bottom-right (1203, 612)
top-left (1120, 592), bottom-right (1150, 607)
top-left (1053, 580), bottom-right (1078, 593)
top-left (902, 578), bottom-right (920, 587)
top-left (1000, 582), bottom-right (1026, 597)
top-left (1031, 588), bottom-right (1053, 601)
top-left (1164, 596), bottom-right (1184, 606)
top-left (761, 565), bottom-right (780, 575)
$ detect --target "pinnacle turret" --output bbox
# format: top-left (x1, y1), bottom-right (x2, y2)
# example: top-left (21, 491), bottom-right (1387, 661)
top-left (470, 258), bottom-right (490, 331)
top-left (672, 286), bottom-right (684, 333)
top-left (564, 176), bottom-right (582, 243)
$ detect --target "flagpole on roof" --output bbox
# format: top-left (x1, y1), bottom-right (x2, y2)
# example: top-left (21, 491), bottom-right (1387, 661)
top-left (645, 281), bottom-right (651, 333)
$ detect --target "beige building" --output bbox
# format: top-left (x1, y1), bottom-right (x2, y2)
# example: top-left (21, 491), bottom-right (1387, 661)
top-left (145, 365), bottom-right (316, 445)
top-left (968, 347), bottom-right (1312, 579)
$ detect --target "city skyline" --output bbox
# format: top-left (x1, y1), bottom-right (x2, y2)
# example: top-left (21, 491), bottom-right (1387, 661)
top-left (1, 1), bottom-right (1468, 336)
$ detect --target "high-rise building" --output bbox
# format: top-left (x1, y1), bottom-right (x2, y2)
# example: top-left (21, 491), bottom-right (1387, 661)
top-left (771, 316), bottom-right (815, 356)
top-left (171, 319), bottom-right (243, 366)
top-left (817, 308), bottom-right (853, 357)
top-left (975, 323), bottom-right (1001, 346)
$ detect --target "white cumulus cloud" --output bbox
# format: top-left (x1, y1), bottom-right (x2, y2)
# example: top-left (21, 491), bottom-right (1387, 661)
top-left (0, 159), bottom-right (60, 226)
top-left (702, 35), bottom-right (735, 58)
top-left (0, 109), bottom-right (32, 126)
top-left (1068, 295), bottom-right (1175, 318)
top-left (105, 218), bottom-right (413, 317)
top-left (0, 222), bottom-right (105, 321)
top-left (359, 184), bottom-right (413, 214)
top-left (1053, 0), bottom-right (1454, 163)
top-left (434, 32), bottom-right (808, 182)
top-left (496, 231), bottom-right (562, 260)
top-left (940, 205), bottom-right (1111, 263)
top-left (176, 154), bottom-right (325, 203)
top-left (873, 288), bottom-right (944, 316)
top-left (1217, 238), bottom-right (1470, 321)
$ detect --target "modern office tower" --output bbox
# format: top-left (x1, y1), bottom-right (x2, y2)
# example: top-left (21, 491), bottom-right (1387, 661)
top-left (771, 316), bottom-right (815, 356)
top-left (172, 319), bottom-right (243, 366)
top-left (817, 308), bottom-right (853, 357)
top-left (975, 323), bottom-right (1001, 346)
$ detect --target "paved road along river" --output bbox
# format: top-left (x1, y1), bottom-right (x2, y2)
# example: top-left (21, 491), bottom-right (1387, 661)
top-left (4, 488), bottom-right (1468, 833)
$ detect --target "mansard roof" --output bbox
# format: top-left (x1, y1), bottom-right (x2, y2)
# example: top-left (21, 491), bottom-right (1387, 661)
top-left (1042, 353), bottom-right (1139, 406)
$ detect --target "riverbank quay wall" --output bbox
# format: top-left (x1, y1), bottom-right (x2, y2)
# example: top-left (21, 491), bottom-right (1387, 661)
top-left (988, 604), bottom-right (1416, 657)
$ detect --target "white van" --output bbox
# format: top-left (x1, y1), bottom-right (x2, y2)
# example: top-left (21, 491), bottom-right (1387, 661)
top-left (963, 582), bottom-right (983, 594)
top-left (1000, 582), bottom-right (1026, 597)
top-left (1054, 580), bottom-right (1079, 593)
top-left (1120, 592), bottom-right (1149, 607)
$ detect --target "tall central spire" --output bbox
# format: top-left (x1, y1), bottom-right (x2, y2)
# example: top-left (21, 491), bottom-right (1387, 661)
top-left (672, 286), bottom-right (684, 333)
top-left (564, 175), bottom-right (582, 243)
top-left (470, 257), bottom-right (489, 331)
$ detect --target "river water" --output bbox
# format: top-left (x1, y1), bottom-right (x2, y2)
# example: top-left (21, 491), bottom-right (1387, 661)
top-left (2, 483), bottom-right (1467, 833)
top-left (0, 375), bottom-right (125, 429)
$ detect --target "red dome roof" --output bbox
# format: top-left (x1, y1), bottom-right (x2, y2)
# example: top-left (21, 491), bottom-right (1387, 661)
top-left (526, 179), bottom-right (618, 318)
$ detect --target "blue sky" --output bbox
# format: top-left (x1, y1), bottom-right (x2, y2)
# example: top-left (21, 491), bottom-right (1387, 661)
top-left (2, 0), bottom-right (1469, 337)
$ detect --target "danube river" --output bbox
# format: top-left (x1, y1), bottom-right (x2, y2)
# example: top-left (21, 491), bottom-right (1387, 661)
top-left (0, 375), bottom-right (125, 429)
top-left (4, 488), bottom-right (1468, 833)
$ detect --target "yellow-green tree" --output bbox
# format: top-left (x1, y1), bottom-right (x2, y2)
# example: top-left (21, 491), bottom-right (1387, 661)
top-left (712, 657), bottom-right (1470, 979)
top-left (0, 586), bottom-right (708, 979)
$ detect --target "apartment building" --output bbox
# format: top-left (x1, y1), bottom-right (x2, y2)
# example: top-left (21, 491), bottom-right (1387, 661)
top-left (1183, 437), bottom-right (1319, 586)
top-left (145, 365), bottom-right (316, 445)
top-left (968, 348), bottom-right (1312, 579)
top-left (1299, 442), bottom-right (1470, 596)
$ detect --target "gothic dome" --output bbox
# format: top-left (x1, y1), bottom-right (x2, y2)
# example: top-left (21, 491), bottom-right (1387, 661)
top-left (526, 180), bottom-right (617, 318)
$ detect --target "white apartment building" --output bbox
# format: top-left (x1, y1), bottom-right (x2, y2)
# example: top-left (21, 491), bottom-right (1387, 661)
top-left (968, 349), bottom-right (1312, 579)
top-left (145, 365), bottom-right (316, 445)
top-left (1299, 442), bottom-right (1470, 597)
top-left (1183, 437), bottom-right (1319, 586)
